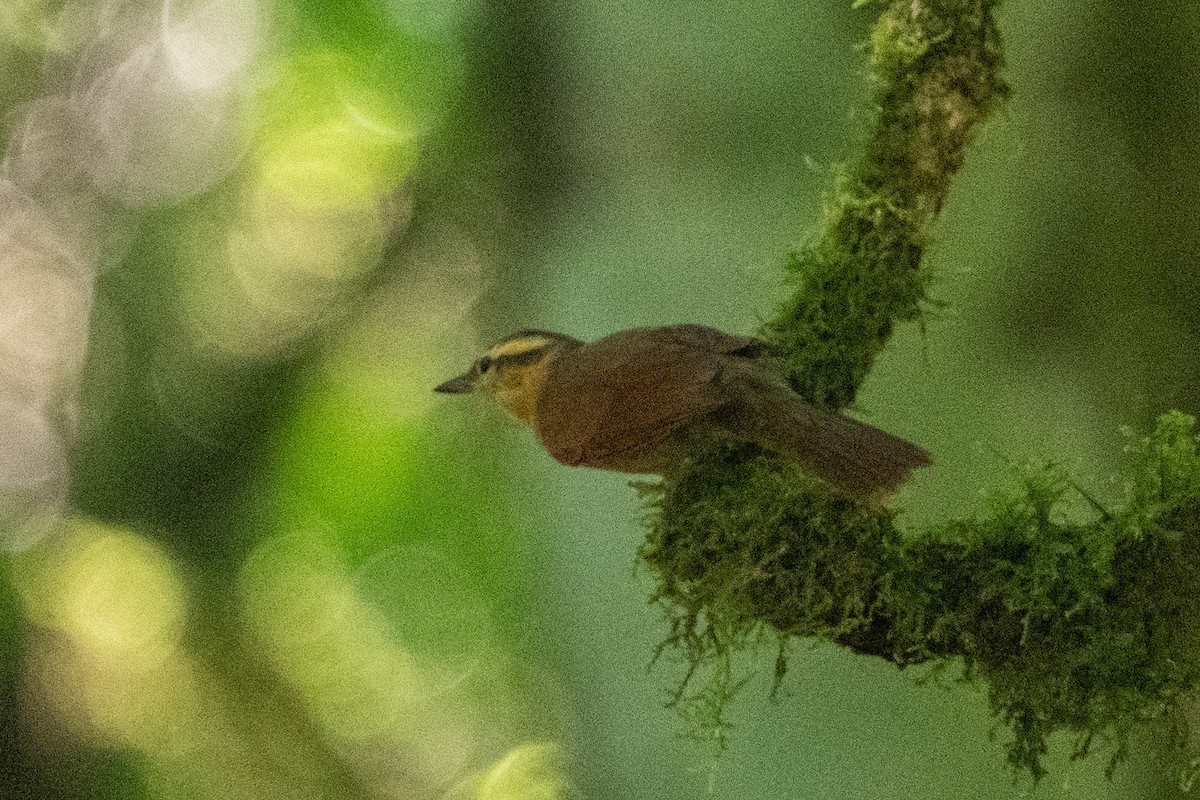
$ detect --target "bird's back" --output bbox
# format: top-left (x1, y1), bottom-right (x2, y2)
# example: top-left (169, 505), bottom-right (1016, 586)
top-left (531, 324), bottom-right (930, 499)
top-left (534, 325), bottom-right (761, 471)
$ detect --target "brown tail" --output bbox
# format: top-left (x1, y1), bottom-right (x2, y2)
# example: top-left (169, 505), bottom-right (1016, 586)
top-left (730, 388), bottom-right (931, 502)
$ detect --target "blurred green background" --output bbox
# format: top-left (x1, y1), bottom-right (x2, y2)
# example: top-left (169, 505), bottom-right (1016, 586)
top-left (2, 0), bottom-right (1199, 798)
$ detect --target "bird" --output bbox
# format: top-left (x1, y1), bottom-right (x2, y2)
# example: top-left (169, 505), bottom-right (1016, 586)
top-left (434, 324), bottom-right (930, 502)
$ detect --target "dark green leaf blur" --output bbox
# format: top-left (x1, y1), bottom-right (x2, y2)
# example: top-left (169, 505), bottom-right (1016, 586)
top-left (1, 1), bottom-right (1197, 799)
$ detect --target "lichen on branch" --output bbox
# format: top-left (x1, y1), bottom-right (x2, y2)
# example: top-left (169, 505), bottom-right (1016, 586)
top-left (639, 0), bottom-right (1200, 785)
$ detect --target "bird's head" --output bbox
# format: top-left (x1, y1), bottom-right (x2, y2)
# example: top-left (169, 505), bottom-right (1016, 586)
top-left (434, 330), bottom-right (583, 424)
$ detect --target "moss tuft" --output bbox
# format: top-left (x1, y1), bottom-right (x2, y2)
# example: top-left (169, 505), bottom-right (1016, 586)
top-left (640, 444), bottom-right (895, 648)
top-left (642, 415), bottom-right (1200, 779)
top-left (637, 443), bottom-right (898, 747)
top-left (762, 180), bottom-right (929, 408)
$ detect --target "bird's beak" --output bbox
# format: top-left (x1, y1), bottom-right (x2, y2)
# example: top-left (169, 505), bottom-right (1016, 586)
top-left (434, 373), bottom-right (474, 394)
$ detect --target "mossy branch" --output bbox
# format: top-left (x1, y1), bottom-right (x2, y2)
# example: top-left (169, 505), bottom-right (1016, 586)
top-left (640, 0), bottom-right (1200, 785)
top-left (763, 0), bottom-right (1006, 407)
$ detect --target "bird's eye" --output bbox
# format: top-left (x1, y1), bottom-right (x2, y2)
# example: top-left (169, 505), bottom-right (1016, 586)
top-left (478, 356), bottom-right (492, 374)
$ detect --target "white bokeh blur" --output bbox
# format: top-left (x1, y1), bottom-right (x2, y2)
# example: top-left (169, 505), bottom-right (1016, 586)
top-left (0, 181), bottom-right (91, 551)
top-left (0, 0), bottom-right (261, 550)
top-left (76, 0), bottom-right (257, 206)
top-left (1, 4), bottom-right (574, 797)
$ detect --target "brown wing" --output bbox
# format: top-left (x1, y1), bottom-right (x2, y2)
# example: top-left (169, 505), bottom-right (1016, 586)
top-left (651, 324), bottom-right (774, 358)
top-left (535, 326), bottom-right (759, 470)
top-left (730, 384), bottom-right (932, 500)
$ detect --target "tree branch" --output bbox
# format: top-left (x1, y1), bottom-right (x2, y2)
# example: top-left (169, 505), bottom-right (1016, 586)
top-left (640, 0), bottom-right (1200, 784)
top-left (763, 0), bottom-right (1006, 408)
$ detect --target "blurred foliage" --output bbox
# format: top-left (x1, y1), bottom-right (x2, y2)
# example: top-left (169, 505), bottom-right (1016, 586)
top-left (1, 0), bottom-right (577, 798)
top-left (1, 0), bottom-right (1199, 799)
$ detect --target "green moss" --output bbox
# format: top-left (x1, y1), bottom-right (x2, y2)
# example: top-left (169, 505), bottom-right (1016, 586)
top-left (869, 6), bottom-right (930, 76)
top-left (641, 0), bottom-right (1200, 785)
top-left (640, 444), bottom-right (895, 647)
top-left (643, 415), bottom-right (1200, 780)
top-left (762, 180), bottom-right (928, 407)
top-left (638, 443), bottom-right (898, 749)
top-left (762, 0), bottom-right (1006, 408)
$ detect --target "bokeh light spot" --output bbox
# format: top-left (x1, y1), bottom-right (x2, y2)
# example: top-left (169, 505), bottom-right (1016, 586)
top-left (357, 543), bottom-right (493, 666)
top-left (77, 32), bottom-right (250, 206)
top-left (473, 743), bottom-right (573, 800)
top-left (172, 46), bottom-right (422, 362)
top-left (0, 395), bottom-right (64, 490)
top-left (0, 268), bottom-right (93, 393)
top-left (15, 520), bottom-right (187, 666)
top-left (384, 0), bottom-right (473, 38)
top-left (255, 51), bottom-right (420, 210)
top-left (61, 532), bottom-right (185, 660)
top-left (241, 533), bottom-right (481, 793)
top-left (163, 0), bottom-right (261, 91)
top-left (79, 649), bottom-right (204, 751)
